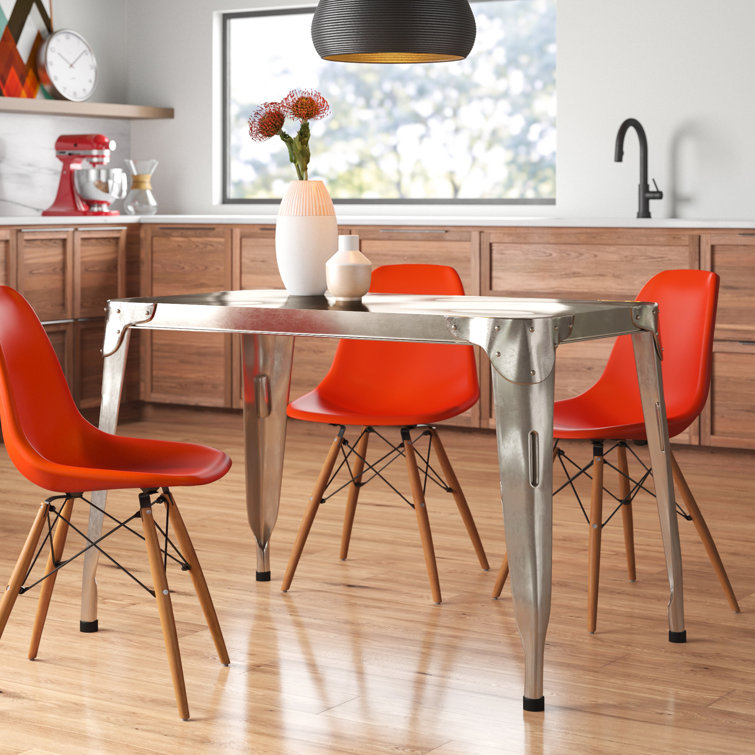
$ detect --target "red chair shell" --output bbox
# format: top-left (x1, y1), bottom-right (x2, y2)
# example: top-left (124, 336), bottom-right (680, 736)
top-left (288, 264), bottom-right (480, 426)
top-left (0, 285), bottom-right (231, 492)
top-left (553, 269), bottom-right (719, 440)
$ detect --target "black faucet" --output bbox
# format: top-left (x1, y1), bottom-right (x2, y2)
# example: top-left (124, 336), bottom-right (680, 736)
top-left (614, 118), bottom-right (663, 218)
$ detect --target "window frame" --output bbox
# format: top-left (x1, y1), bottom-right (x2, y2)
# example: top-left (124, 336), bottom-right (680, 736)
top-left (221, 3), bottom-right (556, 207)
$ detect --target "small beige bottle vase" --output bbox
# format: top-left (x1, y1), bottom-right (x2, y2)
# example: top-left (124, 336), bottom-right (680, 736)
top-left (325, 235), bottom-right (372, 301)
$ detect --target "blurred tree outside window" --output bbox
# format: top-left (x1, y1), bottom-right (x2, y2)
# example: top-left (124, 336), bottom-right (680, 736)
top-left (224, 0), bottom-right (556, 204)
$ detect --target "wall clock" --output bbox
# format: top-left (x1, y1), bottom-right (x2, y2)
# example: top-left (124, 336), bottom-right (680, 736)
top-left (37, 29), bottom-right (97, 102)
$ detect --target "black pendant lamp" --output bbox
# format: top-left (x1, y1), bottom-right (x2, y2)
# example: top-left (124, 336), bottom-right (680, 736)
top-left (311, 0), bottom-right (476, 63)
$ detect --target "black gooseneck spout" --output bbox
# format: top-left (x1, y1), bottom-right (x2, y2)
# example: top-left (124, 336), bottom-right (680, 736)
top-left (614, 118), bottom-right (663, 218)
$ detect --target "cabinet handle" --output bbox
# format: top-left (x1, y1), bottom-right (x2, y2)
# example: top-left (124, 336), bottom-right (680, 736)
top-left (259, 226), bottom-right (276, 231)
top-left (378, 228), bottom-right (448, 234)
top-left (738, 233), bottom-right (755, 237)
top-left (738, 340), bottom-right (755, 346)
top-left (20, 227), bottom-right (72, 233)
top-left (157, 226), bottom-right (217, 232)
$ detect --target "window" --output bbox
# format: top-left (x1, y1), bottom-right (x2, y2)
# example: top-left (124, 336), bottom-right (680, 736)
top-left (223, 0), bottom-right (556, 205)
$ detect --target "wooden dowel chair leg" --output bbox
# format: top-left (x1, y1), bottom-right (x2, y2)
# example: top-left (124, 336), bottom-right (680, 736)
top-left (492, 556), bottom-right (509, 599)
top-left (340, 428), bottom-right (369, 561)
top-left (0, 502), bottom-right (49, 639)
top-left (282, 432), bottom-right (344, 592)
top-left (29, 496), bottom-right (75, 659)
top-left (617, 443), bottom-right (637, 582)
top-left (429, 428), bottom-right (489, 571)
top-left (141, 497), bottom-right (190, 721)
top-left (403, 432), bottom-right (442, 605)
top-left (163, 489), bottom-right (230, 665)
top-left (670, 452), bottom-right (740, 613)
top-left (587, 444), bottom-right (604, 634)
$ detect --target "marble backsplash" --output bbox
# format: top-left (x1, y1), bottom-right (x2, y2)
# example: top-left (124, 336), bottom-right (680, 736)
top-left (0, 113), bottom-right (131, 216)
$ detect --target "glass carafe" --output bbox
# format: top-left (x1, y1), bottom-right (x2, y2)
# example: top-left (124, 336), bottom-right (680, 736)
top-left (124, 159), bottom-right (158, 215)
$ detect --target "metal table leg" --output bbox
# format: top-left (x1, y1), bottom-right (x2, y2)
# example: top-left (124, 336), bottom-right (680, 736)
top-left (632, 329), bottom-right (686, 641)
top-left (241, 333), bottom-right (294, 580)
top-left (79, 329), bottom-right (131, 632)
top-left (487, 320), bottom-right (556, 712)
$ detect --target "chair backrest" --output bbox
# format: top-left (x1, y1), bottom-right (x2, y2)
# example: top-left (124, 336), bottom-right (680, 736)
top-left (313, 264), bottom-right (480, 419)
top-left (0, 286), bottom-right (87, 479)
top-left (584, 269), bottom-right (719, 437)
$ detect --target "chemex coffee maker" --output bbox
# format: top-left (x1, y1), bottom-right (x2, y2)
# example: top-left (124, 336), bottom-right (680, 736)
top-left (43, 134), bottom-right (127, 216)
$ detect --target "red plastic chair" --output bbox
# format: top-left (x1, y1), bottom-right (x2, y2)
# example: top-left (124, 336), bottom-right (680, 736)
top-left (492, 270), bottom-right (739, 630)
top-left (282, 264), bottom-right (489, 603)
top-left (0, 286), bottom-right (231, 719)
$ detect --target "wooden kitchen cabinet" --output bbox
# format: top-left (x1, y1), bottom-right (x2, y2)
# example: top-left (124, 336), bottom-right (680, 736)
top-left (141, 225), bottom-right (233, 407)
top-left (480, 227), bottom-right (700, 442)
top-left (700, 232), bottom-right (755, 448)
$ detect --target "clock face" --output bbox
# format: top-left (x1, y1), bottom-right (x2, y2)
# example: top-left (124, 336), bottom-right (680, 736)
top-left (38, 30), bottom-right (97, 102)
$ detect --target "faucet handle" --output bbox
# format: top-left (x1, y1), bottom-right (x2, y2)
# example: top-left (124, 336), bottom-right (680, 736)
top-left (647, 178), bottom-right (663, 200)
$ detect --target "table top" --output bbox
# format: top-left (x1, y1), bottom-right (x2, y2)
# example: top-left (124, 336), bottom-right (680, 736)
top-left (103, 290), bottom-right (657, 367)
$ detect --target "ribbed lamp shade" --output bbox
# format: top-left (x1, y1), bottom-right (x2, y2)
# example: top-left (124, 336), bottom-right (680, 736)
top-left (311, 0), bottom-right (477, 63)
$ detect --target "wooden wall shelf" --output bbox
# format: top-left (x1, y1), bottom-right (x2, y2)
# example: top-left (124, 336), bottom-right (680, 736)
top-left (0, 97), bottom-right (173, 120)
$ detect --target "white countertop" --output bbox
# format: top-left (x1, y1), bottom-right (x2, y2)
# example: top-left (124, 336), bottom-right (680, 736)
top-left (2, 214), bottom-right (755, 229)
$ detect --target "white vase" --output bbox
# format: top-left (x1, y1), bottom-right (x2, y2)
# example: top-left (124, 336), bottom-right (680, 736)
top-left (275, 179), bottom-right (338, 296)
top-left (326, 235), bottom-right (372, 301)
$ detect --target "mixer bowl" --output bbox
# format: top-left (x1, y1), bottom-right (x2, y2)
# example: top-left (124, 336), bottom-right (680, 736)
top-left (74, 168), bottom-right (127, 210)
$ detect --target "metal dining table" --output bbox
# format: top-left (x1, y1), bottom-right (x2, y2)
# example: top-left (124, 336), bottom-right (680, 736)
top-left (80, 289), bottom-right (685, 711)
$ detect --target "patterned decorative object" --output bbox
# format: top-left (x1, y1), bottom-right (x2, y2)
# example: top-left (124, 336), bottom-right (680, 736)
top-left (0, 0), bottom-right (53, 98)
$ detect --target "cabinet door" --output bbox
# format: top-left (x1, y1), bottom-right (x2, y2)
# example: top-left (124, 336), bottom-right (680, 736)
top-left (700, 232), bottom-right (755, 448)
top-left (702, 342), bottom-right (755, 449)
top-left (143, 225), bottom-right (233, 407)
top-left (74, 227), bottom-right (126, 318)
top-left (480, 227), bottom-right (699, 442)
top-left (17, 228), bottom-right (74, 321)
top-left (44, 321), bottom-right (74, 392)
top-left (0, 228), bottom-right (15, 287)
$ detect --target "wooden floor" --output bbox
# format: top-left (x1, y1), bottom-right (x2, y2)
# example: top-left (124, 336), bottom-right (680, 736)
top-left (0, 407), bottom-right (753, 754)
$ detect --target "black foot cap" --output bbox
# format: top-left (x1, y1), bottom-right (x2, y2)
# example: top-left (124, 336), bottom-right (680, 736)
top-left (256, 570), bottom-right (271, 582)
top-left (523, 696), bottom-right (545, 712)
top-left (80, 619), bottom-right (99, 633)
top-left (669, 629), bottom-right (687, 643)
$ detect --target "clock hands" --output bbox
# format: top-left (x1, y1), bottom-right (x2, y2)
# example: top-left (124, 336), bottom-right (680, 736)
top-left (69, 50), bottom-right (87, 68)
top-left (55, 50), bottom-right (74, 67)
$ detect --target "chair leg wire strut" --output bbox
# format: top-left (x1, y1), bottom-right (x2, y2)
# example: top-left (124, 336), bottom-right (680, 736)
top-left (0, 487), bottom-right (230, 720)
top-left (282, 425), bottom-right (489, 604)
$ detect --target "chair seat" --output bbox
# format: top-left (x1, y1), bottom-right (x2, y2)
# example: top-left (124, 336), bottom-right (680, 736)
top-left (554, 387), bottom-right (696, 440)
top-left (287, 388), bottom-right (478, 427)
top-left (13, 428), bottom-right (231, 493)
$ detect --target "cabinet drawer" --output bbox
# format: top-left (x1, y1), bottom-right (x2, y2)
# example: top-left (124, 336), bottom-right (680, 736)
top-left (483, 227), bottom-right (697, 299)
top-left (349, 226), bottom-right (479, 295)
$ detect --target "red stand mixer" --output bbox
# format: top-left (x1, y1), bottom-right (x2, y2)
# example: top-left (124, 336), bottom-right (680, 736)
top-left (43, 134), bottom-right (127, 216)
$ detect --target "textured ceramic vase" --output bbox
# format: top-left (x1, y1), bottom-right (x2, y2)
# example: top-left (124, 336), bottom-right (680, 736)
top-left (275, 180), bottom-right (338, 296)
top-left (326, 235), bottom-right (372, 301)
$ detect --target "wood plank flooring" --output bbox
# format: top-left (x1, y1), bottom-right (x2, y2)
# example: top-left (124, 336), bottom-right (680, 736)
top-left (0, 407), bottom-right (753, 753)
